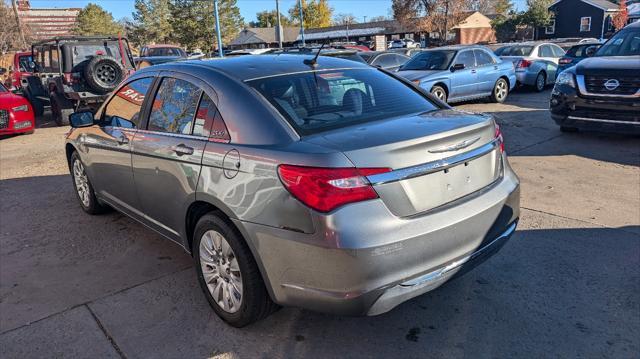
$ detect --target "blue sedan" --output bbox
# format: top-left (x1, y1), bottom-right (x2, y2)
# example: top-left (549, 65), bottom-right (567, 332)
top-left (397, 45), bottom-right (516, 103)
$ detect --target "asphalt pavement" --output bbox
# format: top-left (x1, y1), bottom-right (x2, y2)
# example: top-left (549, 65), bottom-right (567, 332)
top-left (0, 89), bottom-right (638, 358)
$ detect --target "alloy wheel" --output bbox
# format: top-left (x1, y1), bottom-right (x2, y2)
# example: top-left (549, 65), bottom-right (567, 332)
top-left (495, 80), bottom-right (508, 101)
top-left (536, 74), bottom-right (545, 91)
top-left (431, 87), bottom-right (446, 101)
top-left (73, 159), bottom-right (90, 207)
top-left (199, 230), bottom-right (243, 313)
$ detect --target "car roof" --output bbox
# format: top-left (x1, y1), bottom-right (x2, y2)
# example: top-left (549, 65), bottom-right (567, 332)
top-left (143, 54), bottom-right (371, 82)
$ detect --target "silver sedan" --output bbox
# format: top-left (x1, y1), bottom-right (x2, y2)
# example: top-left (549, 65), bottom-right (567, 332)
top-left (65, 55), bottom-right (520, 327)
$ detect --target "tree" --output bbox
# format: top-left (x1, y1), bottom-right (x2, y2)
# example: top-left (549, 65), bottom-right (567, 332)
top-left (392, 0), bottom-right (468, 42)
top-left (74, 3), bottom-right (124, 36)
top-left (1, 1), bottom-right (26, 53)
top-left (288, 0), bottom-right (333, 28)
top-left (520, 0), bottom-right (553, 38)
top-left (333, 13), bottom-right (358, 25)
top-left (169, 0), bottom-right (244, 52)
top-left (249, 10), bottom-right (291, 27)
top-left (368, 15), bottom-right (388, 22)
top-left (130, 0), bottom-right (174, 46)
top-left (494, 0), bottom-right (514, 17)
top-left (612, 0), bottom-right (628, 31)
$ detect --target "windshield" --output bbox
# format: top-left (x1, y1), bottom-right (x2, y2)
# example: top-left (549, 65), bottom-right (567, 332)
top-left (596, 27), bottom-right (640, 56)
top-left (399, 50), bottom-right (456, 71)
top-left (146, 47), bottom-right (186, 57)
top-left (495, 45), bottom-right (533, 56)
top-left (248, 68), bottom-right (438, 136)
top-left (18, 55), bottom-right (33, 72)
top-left (0, 83), bottom-right (7, 92)
top-left (72, 44), bottom-right (133, 68)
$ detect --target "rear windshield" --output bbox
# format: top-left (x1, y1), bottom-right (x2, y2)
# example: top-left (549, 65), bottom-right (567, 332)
top-left (248, 68), bottom-right (438, 136)
top-left (596, 28), bottom-right (640, 56)
top-left (400, 50), bottom-right (456, 71)
top-left (146, 47), bottom-right (186, 57)
top-left (566, 44), bottom-right (600, 57)
top-left (495, 45), bottom-right (533, 56)
top-left (18, 55), bottom-right (33, 72)
top-left (72, 43), bottom-right (133, 68)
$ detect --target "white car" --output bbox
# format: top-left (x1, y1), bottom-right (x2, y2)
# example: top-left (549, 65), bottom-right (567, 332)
top-left (390, 39), bottom-right (421, 49)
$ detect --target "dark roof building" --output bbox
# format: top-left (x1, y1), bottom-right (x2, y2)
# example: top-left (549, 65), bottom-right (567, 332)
top-left (539, 0), bottom-right (619, 39)
top-left (229, 27), bottom-right (300, 49)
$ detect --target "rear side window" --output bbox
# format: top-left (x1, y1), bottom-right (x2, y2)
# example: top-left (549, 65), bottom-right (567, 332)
top-left (455, 51), bottom-right (476, 68)
top-left (103, 77), bottom-right (154, 128)
top-left (474, 49), bottom-right (495, 66)
top-left (539, 45), bottom-right (553, 57)
top-left (551, 45), bottom-right (565, 57)
top-left (192, 93), bottom-right (230, 141)
top-left (248, 68), bottom-right (438, 136)
top-left (148, 78), bottom-right (202, 134)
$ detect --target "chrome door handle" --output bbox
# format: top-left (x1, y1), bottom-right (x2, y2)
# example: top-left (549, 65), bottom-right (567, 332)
top-left (173, 144), bottom-right (194, 156)
top-left (471, 69), bottom-right (477, 74)
top-left (494, 66), bottom-right (499, 70)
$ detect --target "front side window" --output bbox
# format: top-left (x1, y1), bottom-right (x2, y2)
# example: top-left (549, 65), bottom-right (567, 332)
top-left (400, 50), bottom-right (456, 71)
top-left (18, 55), bottom-right (33, 72)
top-left (248, 68), bottom-right (438, 136)
top-left (103, 77), bottom-right (154, 128)
top-left (596, 27), bottom-right (640, 56)
top-left (455, 50), bottom-right (476, 68)
top-left (148, 78), bottom-right (202, 134)
top-left (474, 49), bottom-right (495, 66)
top-left (580, 17), bottom-right (591, 32)
top-left (372, 54), bottom-right (396, 68)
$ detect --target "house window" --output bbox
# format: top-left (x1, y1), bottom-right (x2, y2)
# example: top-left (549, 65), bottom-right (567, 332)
top-left (580, 17), bottom-right (591, 32)
top-left (545, 18), bottom-right (556, 34)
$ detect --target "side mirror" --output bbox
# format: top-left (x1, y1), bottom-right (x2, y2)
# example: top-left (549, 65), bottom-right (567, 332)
top-left (450, 63), bottom-right (465, 72)
top-left (69, 111), bottom-right (94, 128)
top-left (0, 67), bottom-right (6, 75)
top-left (585, 46), bottom-right (598, 57)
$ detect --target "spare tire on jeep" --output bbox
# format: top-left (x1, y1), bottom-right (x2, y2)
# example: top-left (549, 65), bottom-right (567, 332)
top-left (83, 55), bottom-right (125, 94)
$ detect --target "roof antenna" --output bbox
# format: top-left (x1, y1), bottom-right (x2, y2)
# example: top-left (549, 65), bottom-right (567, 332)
top-left (304, 37), bottom-right (329, 68)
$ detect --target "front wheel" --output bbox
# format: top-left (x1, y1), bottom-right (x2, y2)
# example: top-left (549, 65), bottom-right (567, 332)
top-left (430, 85), bottom-right (448, 103)
top-left (70, 151), bottom-right (109, 214)
top-left (490, 78), bottom-right (509, 103)
top-left (194, 213), bottom-right (278, 327)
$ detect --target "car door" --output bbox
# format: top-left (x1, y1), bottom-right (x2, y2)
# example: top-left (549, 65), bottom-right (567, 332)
top-left (82, 76), bottom-right (155, 215)
top-left (131, 73), bottom-right (212, 242)
top-left (473, 49), bottom-right (499, 93)
top-left (449, 50), bottom-right (478, 99)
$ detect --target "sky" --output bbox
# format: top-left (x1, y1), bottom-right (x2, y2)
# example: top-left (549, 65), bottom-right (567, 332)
top-left (29, 0), bottom-right (528, 22)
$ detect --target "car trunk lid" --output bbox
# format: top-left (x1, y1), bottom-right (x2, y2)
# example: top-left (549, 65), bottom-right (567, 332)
top-left (307, 109), bottom-right (502, 217)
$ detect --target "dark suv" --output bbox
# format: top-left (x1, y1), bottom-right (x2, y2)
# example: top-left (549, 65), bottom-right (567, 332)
top-left (550, 22), bottom-right (640, 133)
top-left (24, 36), bottom-right (135, 125)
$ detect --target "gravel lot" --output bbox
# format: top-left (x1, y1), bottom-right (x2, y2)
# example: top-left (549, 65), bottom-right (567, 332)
top-left (1, 89), bottom-right (638, 358)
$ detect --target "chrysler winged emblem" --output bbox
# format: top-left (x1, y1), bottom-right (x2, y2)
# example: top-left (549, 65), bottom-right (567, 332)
top-left (428, 137), bottom-right (480, 153)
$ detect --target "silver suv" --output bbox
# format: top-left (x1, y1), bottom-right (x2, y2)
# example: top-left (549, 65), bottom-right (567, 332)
top-left (66, 55), bottom-right (520, 327)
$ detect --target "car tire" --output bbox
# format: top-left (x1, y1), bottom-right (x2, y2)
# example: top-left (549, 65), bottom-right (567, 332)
top-left (560, 126), bottom-right (578, 133)
top-left (534, 72), bottom-right (546, 92)
top-left (490, 78), bottom-right (509, 103)
top-left (194, 213), bottom-right (278, 327)
top-left (70, 151), bottom-right (109, 214)
top-left (84, 55), bottom-right (125, 94)
top-left (50, 93), bottom-right (73, 126)
top-left (430, 85), bottom-right (448, 103)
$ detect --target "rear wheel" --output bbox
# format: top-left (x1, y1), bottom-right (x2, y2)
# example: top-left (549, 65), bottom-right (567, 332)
top-left (430, 85), bottom-right (448, 103)
top-left (534, 72), bottom-right (546, 92)
top-left (50, 93), bottom-right (73, 126)
top-left (490, 78), bottom-right (509, 103)
top-left (194, 213), bottom-right (278, 327)
top-left (70, 151), bottom-right (108, 214)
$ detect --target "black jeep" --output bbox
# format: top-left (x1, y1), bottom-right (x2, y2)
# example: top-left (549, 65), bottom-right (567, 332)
top-left (24, 36), bottom-right (135, 126)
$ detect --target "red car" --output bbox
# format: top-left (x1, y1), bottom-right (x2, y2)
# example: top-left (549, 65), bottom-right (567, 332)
top-left (8, 51), bottom-right (34, 89)
top-left (0, 83), bottom-right (35, 135)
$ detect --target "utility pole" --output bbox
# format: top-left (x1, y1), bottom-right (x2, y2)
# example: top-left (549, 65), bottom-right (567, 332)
top-left (443, 0), bottom-right (449, 44)
top-left (298, 0), bottom-right (305, 46)
top-left (363, 16), bottom-right (367, 23)
top-left (275, 0), bottom-right (283, 48)
top-left (213, 0), bottom-right (224, 57)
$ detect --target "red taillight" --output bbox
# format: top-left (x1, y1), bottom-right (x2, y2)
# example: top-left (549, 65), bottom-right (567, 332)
top-left (517, 59), bottom-right (532, 68)
top-left (559, 58), bottom-right (573, 64)
top-left (277, 165), bottom-right (391, 212)
top-left (495, 123), bottom-right (505, 153)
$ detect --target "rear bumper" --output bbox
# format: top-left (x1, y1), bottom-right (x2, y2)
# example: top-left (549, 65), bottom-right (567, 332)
top-left (515, 70), bottom-right (537, 86)
top-left (234, 161), bottom-right (520, 316)
top-left (550, 85), bottom-right (640, 133)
